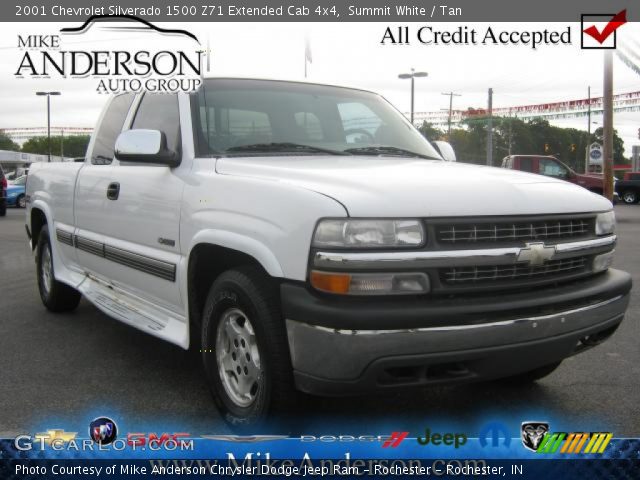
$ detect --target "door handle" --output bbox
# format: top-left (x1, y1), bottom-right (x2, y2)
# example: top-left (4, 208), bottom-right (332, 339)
top-left (106, 182), bottom-right (120, 200)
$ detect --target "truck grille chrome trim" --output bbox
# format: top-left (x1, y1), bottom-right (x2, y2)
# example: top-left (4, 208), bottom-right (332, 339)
top-left (314, 235), bottom-right (616, 270)
top-left (442, 257), bottom-right (588, 284)
top-left (437, 218), bottom-right (592, 244)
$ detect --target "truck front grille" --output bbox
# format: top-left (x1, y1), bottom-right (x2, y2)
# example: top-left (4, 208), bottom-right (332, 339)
top-left (441, 256), bottom-right (589, 285)
top-left (437, 218), bottom-right (592, 245)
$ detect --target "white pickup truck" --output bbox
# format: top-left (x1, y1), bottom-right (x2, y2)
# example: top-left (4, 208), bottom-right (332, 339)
top-left (26, 78), bottom-right (631, 427)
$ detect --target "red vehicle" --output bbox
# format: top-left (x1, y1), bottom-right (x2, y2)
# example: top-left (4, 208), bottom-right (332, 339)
top-left (502, 155), bottom-right (608, 196)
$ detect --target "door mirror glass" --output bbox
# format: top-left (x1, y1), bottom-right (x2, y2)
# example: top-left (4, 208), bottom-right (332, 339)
top-left (432, 141), bottom-right (456, 162)
top-left (115, 129), bottom-right (179, 167)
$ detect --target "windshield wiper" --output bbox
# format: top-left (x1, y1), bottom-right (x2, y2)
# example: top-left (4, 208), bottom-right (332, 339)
top-left (226, 142), bottom-right (351, 156)
top-left (344, 146), bottom-right (438, 160)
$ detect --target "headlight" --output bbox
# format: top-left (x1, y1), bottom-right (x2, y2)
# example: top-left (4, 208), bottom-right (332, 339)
top-left (312, 219), bottom-right (424, 248)
top-left (595, 211), bottom-right (615, 236)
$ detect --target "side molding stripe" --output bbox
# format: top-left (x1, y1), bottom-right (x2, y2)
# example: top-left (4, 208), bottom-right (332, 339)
top-left (58, 229), bottom-right (176, 282)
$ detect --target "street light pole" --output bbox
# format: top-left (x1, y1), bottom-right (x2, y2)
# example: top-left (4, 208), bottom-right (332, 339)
top-left (36, 91), bottom-right (61, 162)
top-left (398, 69), bottom-right (428, 125)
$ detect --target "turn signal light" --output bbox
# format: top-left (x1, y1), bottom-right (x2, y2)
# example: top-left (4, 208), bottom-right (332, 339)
top-left (310, 270), bottom-right (430, 295)
top-left (310, 271), bottom-right (352, 294)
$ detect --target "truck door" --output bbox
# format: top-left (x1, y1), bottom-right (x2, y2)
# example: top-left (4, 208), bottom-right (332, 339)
top-left (75, 93), bottom-right (135, 281)
top-left (76, 93), bottom-right (185, 315)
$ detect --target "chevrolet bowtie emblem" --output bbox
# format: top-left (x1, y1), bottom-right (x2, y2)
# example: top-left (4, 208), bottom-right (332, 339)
top-left (34, 429), bottom-right (77, 444)
top-left (517, 242), bottom-right (556, 266)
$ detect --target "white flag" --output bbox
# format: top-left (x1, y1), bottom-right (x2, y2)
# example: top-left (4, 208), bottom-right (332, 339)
top-left (305, 37), bottom-right (312, 64)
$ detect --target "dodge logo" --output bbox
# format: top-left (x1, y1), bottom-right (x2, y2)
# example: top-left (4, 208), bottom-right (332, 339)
top-left (517, 242), bottom-right (556, 266)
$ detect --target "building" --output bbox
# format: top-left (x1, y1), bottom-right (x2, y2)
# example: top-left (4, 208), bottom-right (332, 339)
top-left (0, 149), bottom-right (74, 175)
top-left (0, 127), bottom-right (93, 146)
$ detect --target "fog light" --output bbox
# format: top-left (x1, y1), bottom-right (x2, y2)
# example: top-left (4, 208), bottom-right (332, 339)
top-left (593, 251), bottom-right (614, 273)
top-left (310, 271), bottom-right (430, 295)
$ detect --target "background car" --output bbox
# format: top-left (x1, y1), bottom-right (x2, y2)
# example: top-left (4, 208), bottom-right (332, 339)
top-left (6, 175), bottom-right (26, 208)
top-left (0, 164), bottom-right (6, 216)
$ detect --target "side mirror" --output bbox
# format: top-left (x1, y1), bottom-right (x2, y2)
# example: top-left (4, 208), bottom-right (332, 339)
top-left (432, 141), bottom-right (456, 162)
top-left (115, 129), bottom-right (179, 167)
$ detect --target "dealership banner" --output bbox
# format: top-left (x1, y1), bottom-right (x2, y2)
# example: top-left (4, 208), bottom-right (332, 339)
top-left (1, 413), bottom-right (639, 478)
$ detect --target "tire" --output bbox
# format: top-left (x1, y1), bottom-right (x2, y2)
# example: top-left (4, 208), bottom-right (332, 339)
top-left (36, 225), bottom-right (81, 312)
top-left (0, 200), bottom-right (5, 217)
top-left (500, 361), bottom-right (562, 384)
top-left (201, 266), bottom-right (297, 429)
top-left (16, 194), bottom-right (26, 209)
top-left (622, 190), bottom-right (638, 204)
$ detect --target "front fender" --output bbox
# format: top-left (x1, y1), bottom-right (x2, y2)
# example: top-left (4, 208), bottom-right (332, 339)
top-left (187, 229), bottom-right (284, 277)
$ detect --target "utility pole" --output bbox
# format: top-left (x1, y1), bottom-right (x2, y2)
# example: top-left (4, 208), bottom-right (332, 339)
top-left (441, 91), bottom-right (461, 139)
top-left (585, 86), bottom-right (591, 173)
top-left (602, 52), bottom-right (614, 201)
top-left (486, 88), bottom-right (493, 166)
top-left (508, 108), bottom-right (513, 156)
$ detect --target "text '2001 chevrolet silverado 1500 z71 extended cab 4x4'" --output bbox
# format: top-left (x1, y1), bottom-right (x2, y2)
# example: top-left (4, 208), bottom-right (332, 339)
top-left (25, 78), bottom-right (632, 426)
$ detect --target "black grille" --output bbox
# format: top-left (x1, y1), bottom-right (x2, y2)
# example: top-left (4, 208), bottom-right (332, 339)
top-left (441, 257), bottom-right (588, 285)
top-left (437, 218), bottom-right (593, 245)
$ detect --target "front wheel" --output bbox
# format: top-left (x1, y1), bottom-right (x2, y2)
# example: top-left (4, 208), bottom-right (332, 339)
top-left (36, 225), bottom-right (81, 312)
top-left (201, 266), bottom-right (297, 429)
top-left (16, 194), bottom-right (26, 208)
top-left (622, 190), bottom-right (638, 204)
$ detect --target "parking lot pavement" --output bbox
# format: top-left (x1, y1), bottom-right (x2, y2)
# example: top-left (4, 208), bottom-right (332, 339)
top-left (0, 206), bottom-right (638, 437)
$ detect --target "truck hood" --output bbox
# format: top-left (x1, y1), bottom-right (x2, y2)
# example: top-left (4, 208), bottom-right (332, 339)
top-left (215, 156), bottom-right (612, 216)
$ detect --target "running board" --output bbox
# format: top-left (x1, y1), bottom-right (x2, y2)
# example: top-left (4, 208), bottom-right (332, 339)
top-left (77, 274), bottom-right (189, 349)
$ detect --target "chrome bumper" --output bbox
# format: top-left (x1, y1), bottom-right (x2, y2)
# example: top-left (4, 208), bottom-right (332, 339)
top-left (286, 292), bottom-right (629, 385)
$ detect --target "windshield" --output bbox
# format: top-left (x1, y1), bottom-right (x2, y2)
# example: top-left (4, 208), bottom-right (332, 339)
top-left (191, 79), bottom-right (442, 160)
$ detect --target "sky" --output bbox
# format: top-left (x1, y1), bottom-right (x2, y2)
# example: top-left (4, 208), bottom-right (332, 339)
top-left (0, 21), bottom-right (638, 154)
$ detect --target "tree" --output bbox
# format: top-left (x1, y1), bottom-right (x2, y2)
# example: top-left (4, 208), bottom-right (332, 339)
top-left (592, 127), bottom-right (626, 164)
top-left (21, 135), bottom-right (91, 158)
top-left (443, 116), bottom-right (628, 170)
top-left (417, 121), bottom-right (444, 141)
top-left (0, 131), bottom-right (20, 151)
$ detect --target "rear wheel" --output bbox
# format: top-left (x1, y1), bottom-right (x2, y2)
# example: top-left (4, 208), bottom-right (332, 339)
top-left (622, 190), bottom-right (638, 204)
top-left (16, 194), bottom-right (26, 208)
top-left (0, 201), bottom-right (5, 217)
top-left (201, 266), bottom-right (297, 429)
top-left (500, 361), bottom-right (562, 384)
top-left (36, 225), bottom-right (81, 312)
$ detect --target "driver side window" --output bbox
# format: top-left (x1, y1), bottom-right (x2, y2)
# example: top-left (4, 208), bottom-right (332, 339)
top-left (131, 93), bottom-right (181, 156)
top-left (539, 159), bottom-right (568, 178)
top-left (337, 102), bottom-right (381, 144)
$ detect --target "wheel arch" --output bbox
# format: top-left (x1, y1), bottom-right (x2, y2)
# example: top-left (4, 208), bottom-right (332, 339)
top-left (185, 234), bottom-right (284, 346)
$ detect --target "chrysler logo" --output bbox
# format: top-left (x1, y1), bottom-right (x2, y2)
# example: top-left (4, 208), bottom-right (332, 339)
top-left (517, 242), bottom-right (555, 266)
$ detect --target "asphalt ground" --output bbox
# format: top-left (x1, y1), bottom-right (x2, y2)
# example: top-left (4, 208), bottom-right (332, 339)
top-left (0, 205), bottom-right (638, 438)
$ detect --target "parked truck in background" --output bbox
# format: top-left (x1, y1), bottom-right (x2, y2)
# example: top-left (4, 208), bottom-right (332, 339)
top-left (615, 171), bottom-right (640, 204)
top-left (502, 155), bottom-right (614, 196)
top-left (25, 79), bottom-right (631, 427)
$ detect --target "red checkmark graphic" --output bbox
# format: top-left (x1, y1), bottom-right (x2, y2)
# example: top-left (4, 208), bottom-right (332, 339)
top-left (583, 9), bottom-right (627, 44)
